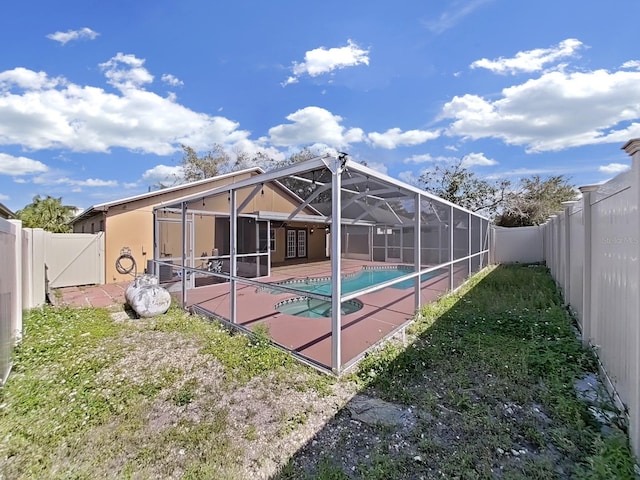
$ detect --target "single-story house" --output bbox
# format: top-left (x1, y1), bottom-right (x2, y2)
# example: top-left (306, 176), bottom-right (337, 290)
top-left (0, 203), bottom-right (14, 219)
top-left (70, 168), bottom-right (326, 283)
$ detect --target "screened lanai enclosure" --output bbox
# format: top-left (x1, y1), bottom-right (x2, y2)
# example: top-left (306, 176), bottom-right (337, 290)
top-left (152, 155), bottom-right (490, 374)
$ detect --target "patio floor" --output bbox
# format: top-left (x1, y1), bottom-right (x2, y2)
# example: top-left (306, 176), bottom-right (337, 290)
top-left (51, 282), bottom-right (128, 309)
top-left (183, 259), bottom-right (454, 372)
top-left (51, 259), bottom-right (464, 373)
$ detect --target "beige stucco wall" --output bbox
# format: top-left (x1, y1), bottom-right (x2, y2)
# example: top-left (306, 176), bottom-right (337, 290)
top-left (270, 221), bottom-right (329, 265)
top-left (77, 172), bottom-right (327, 283)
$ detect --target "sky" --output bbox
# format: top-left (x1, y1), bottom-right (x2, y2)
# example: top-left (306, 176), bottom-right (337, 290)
top-left (2, 0), bottom-right (640, 212)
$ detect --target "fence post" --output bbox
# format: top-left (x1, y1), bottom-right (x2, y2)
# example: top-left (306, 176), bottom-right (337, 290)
top-left (561, 201), bottom-right (577, 307)
top-left (548, 215), bottom-right (557, 280)
top-left (622, 138), bottom-right (640, 459)
top-left (578, 185), bottom-right (598, 347)
top-left (7, 220), bottom-right (23, 343)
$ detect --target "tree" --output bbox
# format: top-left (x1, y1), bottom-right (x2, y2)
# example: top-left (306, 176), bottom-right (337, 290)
top-left (180, 144), bottom-right (230, 182)
top-left (273, 148), bottom-right (322, 199)
top-left (16, 195), bottom-right (76, 232)
top-left (419, 159), bottom-right (510, 216)
top-left (496, 175), bottom-right (577, 227)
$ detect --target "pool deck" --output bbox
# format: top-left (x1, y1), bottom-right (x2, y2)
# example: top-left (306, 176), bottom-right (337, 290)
top-left (183, 259), bottom-right (456, 372)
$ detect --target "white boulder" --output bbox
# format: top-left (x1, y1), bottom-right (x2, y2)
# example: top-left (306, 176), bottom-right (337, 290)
top-left (126, 275), bottom-right (171, 318)
top-left (125, 274), bottom-right (159, 304)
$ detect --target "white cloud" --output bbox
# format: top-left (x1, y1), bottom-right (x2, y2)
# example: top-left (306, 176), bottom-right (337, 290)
top-left (484, 167), bottom-right (565, 180)
top-left (367, 128), bottom-right (440, 149)
top-left (0, 193), bottom-right (9, 201)
top-left (46, 27), bottom-right (99, 45)
top-left (404, 153), bottom-right (451, 164)
top-left (0, 153), bottom-right (49, 175)
top-left (161, 74), bottom-right (184, 87)
top-left (364, 161), bottom-right (388, 176)
top-left (441, 67), bottom-right (640, 152)
top-left (599, 162), bottom-right (630, 174)
top-left (0, 62), bottom-right (252, 155)
top-left (283, 40), bottom-right (369, 86)
top-left (0, 67), bottom-right (65, 90)
top-left (74, 178), bottom-right (118, 187)
top-left (622, 60), bottom-right (640, 70)
top-left (99, 53), bottom-right (154, 90)
top-left (461, 152), bottom-right (497, 167)
top-left (268, 107), bottom-right (364, 147)
top-left (422, 0), bottom-right (493, 34)
top-left (31, 173), bottom-right (117, 188)
top-left (403, 152), bottom-right (496, 168)
top-left (141, 164), bottom-right (185, 186)
top-left (471, 39), bottom-right (583, 75)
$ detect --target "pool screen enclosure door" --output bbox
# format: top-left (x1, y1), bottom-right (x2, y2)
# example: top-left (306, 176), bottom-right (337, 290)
top-left (153, 154), bottom-right (490, 374)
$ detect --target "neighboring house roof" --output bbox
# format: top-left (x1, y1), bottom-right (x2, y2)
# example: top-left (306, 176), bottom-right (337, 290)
top-left (0, 202), bottom-right (14, 219)
top-left (70, 167), bottom-right (264, 225)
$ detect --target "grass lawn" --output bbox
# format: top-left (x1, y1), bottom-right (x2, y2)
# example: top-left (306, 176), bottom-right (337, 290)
top-left (1, 264), bottom-right (637, 479)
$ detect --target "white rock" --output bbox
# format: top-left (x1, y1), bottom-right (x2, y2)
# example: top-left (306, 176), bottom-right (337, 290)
top-left (129, 284), bottom-right (171, 318)
top-left (125, 274), bottom-right (159, 304)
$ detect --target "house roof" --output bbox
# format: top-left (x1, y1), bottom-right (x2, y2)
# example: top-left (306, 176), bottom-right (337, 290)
top-left (70, 167), bottom-right (263, 224)
top-left (0, 202), bottom-right (14, 219)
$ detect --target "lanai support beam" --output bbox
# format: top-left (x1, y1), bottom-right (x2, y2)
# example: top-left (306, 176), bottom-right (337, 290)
top-left (414, 193), bottom-right (422, 310)
top-left (230, 189), bottom-right (238, 324)
top-left (181, 201), bottom-right (187, 308)
top-left (328, 157), bottom-right (343, 374)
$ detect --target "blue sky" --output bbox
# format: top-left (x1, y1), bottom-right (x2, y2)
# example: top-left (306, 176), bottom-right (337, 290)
top-left (1, 0), bottom-right (640, 212)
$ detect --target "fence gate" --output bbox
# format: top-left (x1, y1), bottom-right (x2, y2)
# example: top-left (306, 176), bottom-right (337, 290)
top-left (45, 232), bottom-right (105, 288)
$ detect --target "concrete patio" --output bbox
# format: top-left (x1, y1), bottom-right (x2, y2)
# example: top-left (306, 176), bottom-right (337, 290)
top-left (183, 259), bottom-right (456, 372)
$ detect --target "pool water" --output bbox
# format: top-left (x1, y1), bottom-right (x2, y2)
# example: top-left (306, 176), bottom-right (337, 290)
top-left (270, 267), bottom-right (444, 296)
top-left (275, 297), bottom-right (363, 318)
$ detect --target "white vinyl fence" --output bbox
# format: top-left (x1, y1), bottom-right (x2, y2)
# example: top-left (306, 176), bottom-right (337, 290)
top-left (0, 219), bottom-right (21, 386)
top-left (543, 138), bottom-right (640, 458)
top-left (490, 225), bottom-right (543, 264)
top-left (0, 221), bottom-right (105, 386)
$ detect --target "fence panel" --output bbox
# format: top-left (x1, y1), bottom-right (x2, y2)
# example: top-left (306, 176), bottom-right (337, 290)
top-left (541, 139), bottom-right (640, 459)
top-left (491, 225), bottom-right (543, 264)
top-left (0, 219), bottom-right (21, 385)
top-left (568, 205), bottom-right (584, 324)
top-left (590, 179), bottom-right (637, 412)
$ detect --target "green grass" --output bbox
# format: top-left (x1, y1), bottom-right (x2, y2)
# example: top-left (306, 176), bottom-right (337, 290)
top-left (2, 265), bottom-right (638, 479)
top-left (280, 264), bottom-right (638, 479)
top-left (0, 304), bottom-right (323, 479)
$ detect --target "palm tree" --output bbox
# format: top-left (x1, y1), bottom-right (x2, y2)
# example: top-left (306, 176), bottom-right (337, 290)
top-left (16, 195), bottom-right (77, 233)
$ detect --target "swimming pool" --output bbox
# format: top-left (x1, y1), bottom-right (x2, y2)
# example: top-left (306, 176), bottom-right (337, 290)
top-left (266, 266), bottom-right (445, 296)
top-left (275, 297), bottom-right (364, 318)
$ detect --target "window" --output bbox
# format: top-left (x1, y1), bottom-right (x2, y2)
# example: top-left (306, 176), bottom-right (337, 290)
top-left (81, 225), bottom-right (85, 233)
top-left (286, 230), bottom-right (296, 258)
top-left (270, 229), bottom-right (276, 252)
top-left (286, 228), bottom-right (307, 258)
top-left (91, 222), bottom-right (95, 234)
top-left (297, 230), bottom-right (306, 257)
top-left (99, 220), bottom-right (104, 232)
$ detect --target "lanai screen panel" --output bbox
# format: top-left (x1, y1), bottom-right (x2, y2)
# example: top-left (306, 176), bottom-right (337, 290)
top-left (470, 215), bottom-right (482, 274)
top-left (481, 218), bottom-right (490, 266)
top-left (153, 155), bottom-right (491, 374)
top-left (420, 198), bottom-right (450, 266)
